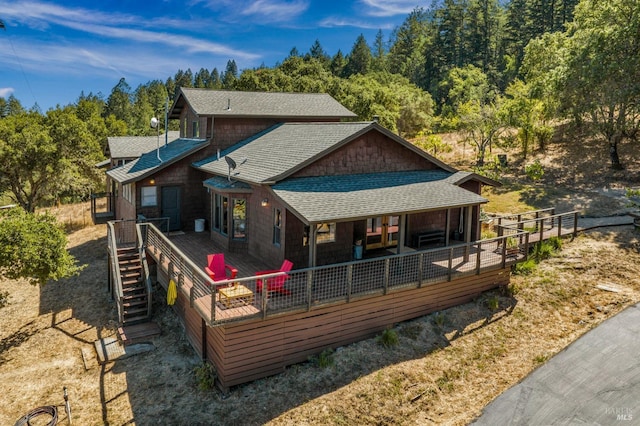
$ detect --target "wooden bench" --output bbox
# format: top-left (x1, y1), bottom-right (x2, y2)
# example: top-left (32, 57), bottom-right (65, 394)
top-left (415, 230), bottom-right (445, 248)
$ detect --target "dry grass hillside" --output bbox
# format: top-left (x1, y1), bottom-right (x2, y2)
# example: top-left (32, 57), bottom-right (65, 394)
top-left (1, 129), bottom-right (639, 425)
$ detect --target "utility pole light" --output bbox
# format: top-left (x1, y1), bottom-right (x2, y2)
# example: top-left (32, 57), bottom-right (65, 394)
top-left (150, 116), bottom-right (161, 162)
top-left (150, 97), bottom-right (170, 163)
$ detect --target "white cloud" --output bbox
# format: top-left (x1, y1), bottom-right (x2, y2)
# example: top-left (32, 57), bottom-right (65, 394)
top-left (241, 0), bottom-right (309, 21)
top-left (359, 0), bottom-right (420, 17)
top-left (196, 0), bottom-right (308, 23)
top-left (319, 17), bottom-right (394, 30)
top-left (0, 1), bottom-right (260, 60)
top-left (0, 88), bottom-right (15, 98)
top-left (2, 35), bottom-right (253, 83)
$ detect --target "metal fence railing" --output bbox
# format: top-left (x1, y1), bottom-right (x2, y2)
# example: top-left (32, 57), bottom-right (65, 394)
top-left (139, 223), bottom-right (531, 326)
top-left (495, 210), bottom-right (579, 243)
top-left (106, 221), bottom-right (125, 323)
top-left (107, 220), bottom-right (155, 324)
top-left (90, 192), bottom-right (115, 223)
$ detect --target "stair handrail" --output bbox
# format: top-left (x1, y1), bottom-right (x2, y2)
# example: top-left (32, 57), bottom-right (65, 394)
top-left (106, 221), bottom-right (125, 323)
top-left (136, 223), bottom-right (153, 320)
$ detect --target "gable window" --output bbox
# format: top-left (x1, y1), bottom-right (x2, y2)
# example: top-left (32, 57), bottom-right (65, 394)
top-left (140, 186), bottom-right (157, 207)
top-left (316, 222), bottom-right (336, 244)
top-left (273, 208), bottom-right (281, 246)
top-left (232, 198), bottom-right (246, 240)
top-left (213, 194), bottom-right (228, 235)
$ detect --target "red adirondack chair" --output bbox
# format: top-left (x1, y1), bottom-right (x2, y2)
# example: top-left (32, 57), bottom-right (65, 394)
top-left (255, 260), bottom-right (293, 295)
top-left (205, 254), bottom-right (238, 282)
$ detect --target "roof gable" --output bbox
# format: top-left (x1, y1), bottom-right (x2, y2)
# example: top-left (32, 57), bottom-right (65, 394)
top-left (169, 88), bottom-right (357, 120)
top-left (107, 138), bottom-right (208, 184)
top-left (193, 122), bottom-right (455, 184)
top-left (193, 122), bottom-right (373, 183)
top-left (107, 131), bottom-right (180, 159)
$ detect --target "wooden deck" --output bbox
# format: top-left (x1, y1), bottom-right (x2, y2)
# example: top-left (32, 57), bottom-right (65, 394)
top-left (144, 227), bottom-right (527, 326)
top-left (128, 210), bottom-right (579, 389)
top-left (167, 231), bottom-right (273, 278)
top-left (138, 211), bottom-right (581, 330)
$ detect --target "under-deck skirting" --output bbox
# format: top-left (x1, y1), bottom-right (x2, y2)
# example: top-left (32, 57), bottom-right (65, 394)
top-left (156, 266), bottom-right (509, 390)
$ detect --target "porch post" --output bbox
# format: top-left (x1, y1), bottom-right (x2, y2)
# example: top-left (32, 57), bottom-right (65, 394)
top-left (465, 206), bottom-right (473, 243)
top-left (308, 224), bottom-right (318, 268)
top-left (445, 209), bottom-right (451, 246)
top-left (398, 214), bottom-right (407, 253)
top-left (463, 206), bottom-right (472, 263)
top-left (474, 205), bottom-right (482, 242)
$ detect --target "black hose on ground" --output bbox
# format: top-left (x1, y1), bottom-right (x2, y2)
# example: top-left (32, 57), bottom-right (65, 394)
top-left (14, 405), bottom-right (58, 426)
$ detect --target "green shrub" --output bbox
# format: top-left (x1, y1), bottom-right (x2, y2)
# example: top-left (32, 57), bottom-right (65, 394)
top-left (376, 328), bottom-right (399, 348)
top-left (433, 312), bottom-right (446, 328)
top-left (546, 237), bottom-right (562, 251)
top-left (534, 354), bottom-right (548, 364)
top-left (533, 238), bottom-right (562, 261)
top-left (487, 295), bottom-right (500, 311)
top-left (503, 236), bottom-right (519, 249)
top-left (481, 229), bottom-right (497, 240)
top-left (318, 348), bottom-right (335, 368)
top-left (309, 348), bottom-right (335, 368)
top-left (505, 283), bottom-right (520, 297)
top-left (513, 258), bottom-right (537, 275)
top-left (525, 159), bottom-right (544, 181)
top-left (534, 242), bottom-right (554, 260)
top-left (194, 362), bottom-right (216, 391)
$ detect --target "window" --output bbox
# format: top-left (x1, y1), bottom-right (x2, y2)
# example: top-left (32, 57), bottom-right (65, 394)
top-left (140, 186), bottom-right (157, 207)
top-left (232, 198), bottom-right (246, 240)
top-left (273, 208), bottom-right (281, 246)
top-left (192, 120), bottom-right (199, 138)
top-left (213, 194), bottom-right (228, 235)
top-left (316, 222), bottom-right (336, 244)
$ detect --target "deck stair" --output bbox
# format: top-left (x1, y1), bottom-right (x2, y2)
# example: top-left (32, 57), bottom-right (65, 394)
top-left (117, 247), bottom-right (151, 325)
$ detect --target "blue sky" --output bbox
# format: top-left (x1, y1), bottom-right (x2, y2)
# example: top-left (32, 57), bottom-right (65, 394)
top-left (0, 0), bottom-right (421, 111)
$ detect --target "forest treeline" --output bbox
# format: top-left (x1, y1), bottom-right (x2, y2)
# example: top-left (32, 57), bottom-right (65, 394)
top-left (1, 0), bottom-right (639, 213)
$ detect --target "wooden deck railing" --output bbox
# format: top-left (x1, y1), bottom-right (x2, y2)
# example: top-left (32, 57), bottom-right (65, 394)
top-left (140, 223), bottom-right (531, 326)
top-left (495, 210), bottom-right (580, 243)
top-left (492, 207), bottom-right (556, 227)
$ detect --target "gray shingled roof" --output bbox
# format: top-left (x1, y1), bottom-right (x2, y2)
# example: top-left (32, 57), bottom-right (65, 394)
top-left (443, 171), bottom-right (501, 187)
top-left (107, 138), bottom-right (208, 184)
top-left (108, 131), bottom-right (181, 159)
top-left (203, 176), bottom-right (252, 191)
top-left (193, 122), bottom-right (374, 184)
top-left (272, 171), bottom-right (488, 223)
top-left (170, 88), bottom-right (357, 119)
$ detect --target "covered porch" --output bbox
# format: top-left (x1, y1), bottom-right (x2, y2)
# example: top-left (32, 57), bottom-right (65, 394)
top-left (273, 171), bottom-right (487, 268)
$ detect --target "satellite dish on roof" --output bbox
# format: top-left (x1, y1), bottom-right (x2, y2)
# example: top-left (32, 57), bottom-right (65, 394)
top-left (225, 156), bottom-right (237, 182)
top-left (225, 156), bottom-right (237, 170)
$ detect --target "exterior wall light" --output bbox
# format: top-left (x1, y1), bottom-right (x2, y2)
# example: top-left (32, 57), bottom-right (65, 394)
top-left (261, 198), bottom-right (269, 207)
